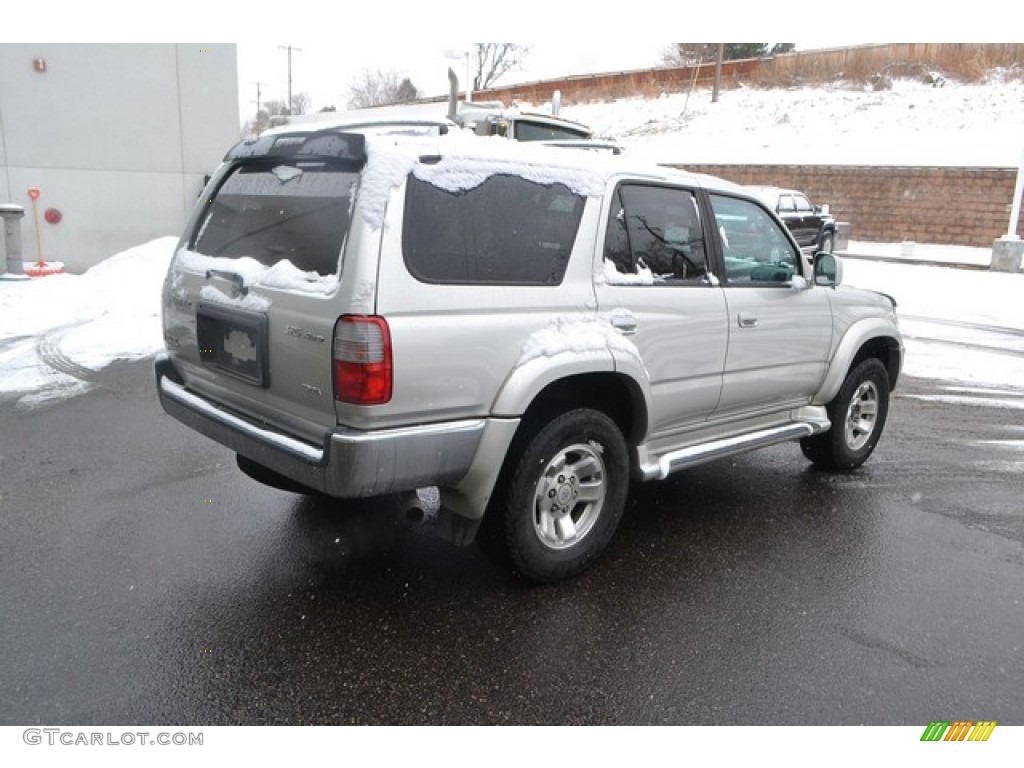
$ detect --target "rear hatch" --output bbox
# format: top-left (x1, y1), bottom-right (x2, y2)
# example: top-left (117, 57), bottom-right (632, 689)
top-left (162, 131), bottom-right (366, 443)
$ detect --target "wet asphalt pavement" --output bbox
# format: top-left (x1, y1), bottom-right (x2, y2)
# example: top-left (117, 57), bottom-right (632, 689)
top-left (1, 358), bottom-right (1022, 725)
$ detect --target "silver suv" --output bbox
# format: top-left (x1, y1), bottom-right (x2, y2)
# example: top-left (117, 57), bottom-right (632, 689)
top-left (155, 126), bottom-right (903, 583)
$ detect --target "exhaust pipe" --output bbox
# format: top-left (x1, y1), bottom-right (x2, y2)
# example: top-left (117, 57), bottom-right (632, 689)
top-left (447, 67), bottom-right (459, 122)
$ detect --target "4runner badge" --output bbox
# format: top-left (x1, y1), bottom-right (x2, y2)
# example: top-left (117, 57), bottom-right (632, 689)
top-left (287, 325), bottom-right (326, 343)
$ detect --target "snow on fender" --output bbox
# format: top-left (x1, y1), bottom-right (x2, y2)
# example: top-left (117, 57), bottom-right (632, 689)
top-left (489, 314), bottom-right (651, 418)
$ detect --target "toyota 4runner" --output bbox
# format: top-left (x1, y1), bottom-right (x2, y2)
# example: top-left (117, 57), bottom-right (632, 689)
top-left (155, 125), bottom-right (902, 583)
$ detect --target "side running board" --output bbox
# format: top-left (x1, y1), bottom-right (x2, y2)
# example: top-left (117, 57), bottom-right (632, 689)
top-left (638, 421), bottom-right (828, 481)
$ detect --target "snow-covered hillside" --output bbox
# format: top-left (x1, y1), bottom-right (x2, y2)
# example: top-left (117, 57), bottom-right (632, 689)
top-left (555, 75), bottom-right (1024, 167)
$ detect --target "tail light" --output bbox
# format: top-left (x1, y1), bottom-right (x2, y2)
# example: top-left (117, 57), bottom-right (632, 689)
top-left (333, 315), bottom-right (392, 405)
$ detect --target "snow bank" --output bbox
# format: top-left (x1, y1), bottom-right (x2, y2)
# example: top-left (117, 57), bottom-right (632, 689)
top-left (0, 237), bottom-right (176, 408)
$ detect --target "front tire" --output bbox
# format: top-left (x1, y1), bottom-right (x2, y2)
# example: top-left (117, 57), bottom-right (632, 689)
top-left (484, 409), bottom-right (629, 584)
top-left (801, 358), bottom-right (890, 470)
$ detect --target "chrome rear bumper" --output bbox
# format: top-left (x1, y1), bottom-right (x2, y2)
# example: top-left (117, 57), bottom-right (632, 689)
top-left (155, 354), bottom-right (484, 497)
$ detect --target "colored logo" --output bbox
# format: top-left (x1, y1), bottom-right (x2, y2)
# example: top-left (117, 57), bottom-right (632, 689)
top-left (920, 721), bottom-right (996, 742)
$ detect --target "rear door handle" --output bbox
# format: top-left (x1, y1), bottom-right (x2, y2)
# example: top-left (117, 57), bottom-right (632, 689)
top-left (738, 312), bottom-right (758, 328)
top-left (611, 315), bottom-right (637, 335)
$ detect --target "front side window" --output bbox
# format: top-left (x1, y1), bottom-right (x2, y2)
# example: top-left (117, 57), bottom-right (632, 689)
top-left (602, 184), bottom-right (709, 284)
top-left (193, 162), bottom-right (357, 276)
top-left (711, 194), bottom-right (801, 284)
top-left (403, 174), bottom-right (584, 285)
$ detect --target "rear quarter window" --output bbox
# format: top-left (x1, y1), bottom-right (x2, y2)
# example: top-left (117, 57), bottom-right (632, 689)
top-left (403, 174), bottom-right (585, 285)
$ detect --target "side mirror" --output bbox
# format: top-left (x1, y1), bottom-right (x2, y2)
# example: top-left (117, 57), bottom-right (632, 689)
top-left (814, 252), bottom-right (843, 287)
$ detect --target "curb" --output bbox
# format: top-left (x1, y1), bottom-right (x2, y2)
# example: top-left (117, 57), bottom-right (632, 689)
top-left (836, 251), bottom-right (991, 271)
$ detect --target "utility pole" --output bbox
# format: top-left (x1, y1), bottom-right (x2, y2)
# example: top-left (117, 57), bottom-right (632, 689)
top-left (278, 45), bottom-right (302, 114)
top-left (712, 44), bottom-right (724, 103)
top-left (252, 82), bottom-right (263, 134)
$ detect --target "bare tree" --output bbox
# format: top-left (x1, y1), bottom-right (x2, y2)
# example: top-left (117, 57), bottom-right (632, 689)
top-left (472, 44), bottom-right (529, 91)
top-left (242, 94), bottom-right (312, 137)
top-left (663, 43), bottom-right (794, 66)
top-left (395, 78), bottom-right (419, 103)
top-left (347, 68), bottom-right (414, 109)
top-left (290, 92), bottom-right (311, 115)
top-left (662, 44), bottom-right (719, 66)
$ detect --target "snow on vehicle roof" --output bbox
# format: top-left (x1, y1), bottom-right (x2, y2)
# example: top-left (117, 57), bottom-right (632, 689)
top-left (356, 130), bottom-right (721, 230)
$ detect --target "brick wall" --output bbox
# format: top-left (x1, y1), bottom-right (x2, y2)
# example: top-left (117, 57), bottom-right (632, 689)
top-left (674, 164), bottom-right (1023, 247)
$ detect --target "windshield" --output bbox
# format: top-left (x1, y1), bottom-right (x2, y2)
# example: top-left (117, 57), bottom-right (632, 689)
top-left (192, 162), bottom-right (357, 276)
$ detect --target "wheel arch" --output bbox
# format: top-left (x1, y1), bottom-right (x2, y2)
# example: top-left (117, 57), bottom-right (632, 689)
top-left (815, 323), bottom-right (903, 405)
top-left (441, 371), bottom-right (647, 528)
top-left (849, 336), bottom-right (902, 392)
top-left (518, 371), bottom-right (648, 448)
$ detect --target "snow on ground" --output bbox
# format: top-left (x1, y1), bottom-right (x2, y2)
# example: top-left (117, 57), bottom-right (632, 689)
top-left (1, 235), bottom-right (1021, 411)
top-left (556, 77), bottom-right (1024, 167)
top-left (0, 237), bottom-right (176, 408)
top-left (841, 256), bottom-right (1024, 406)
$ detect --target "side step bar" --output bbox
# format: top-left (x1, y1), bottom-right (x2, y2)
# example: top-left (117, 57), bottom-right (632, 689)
top-left (638, 421), bottom-right (828, 481)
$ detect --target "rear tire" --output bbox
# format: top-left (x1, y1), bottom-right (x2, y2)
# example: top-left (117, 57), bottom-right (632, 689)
top-left (801, 358), bottom-right (889, 470)
top-left (482, 409), bottom-right (629, 584)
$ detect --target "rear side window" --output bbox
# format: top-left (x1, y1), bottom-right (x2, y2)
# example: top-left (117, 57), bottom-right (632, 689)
top-left (603, 184), bottom-right (709, 283)
top-left (403, 174), bottom-right (585, 285)
top-left (193, 162), bottom-right (357, 276)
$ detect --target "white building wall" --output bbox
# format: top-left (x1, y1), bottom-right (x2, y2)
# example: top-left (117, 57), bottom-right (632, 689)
top-left (0, 43), bottom-right (239, 272)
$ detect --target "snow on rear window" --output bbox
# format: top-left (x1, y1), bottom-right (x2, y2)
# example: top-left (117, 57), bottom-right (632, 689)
top-left (193, 163), bottom-right (356, 278)
top-left (175, 248), bottom-right (336, 295)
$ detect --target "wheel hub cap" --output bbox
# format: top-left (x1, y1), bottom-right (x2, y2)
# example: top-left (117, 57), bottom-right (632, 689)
top-left (533, 443), bottom-right (606, 550)
top-left (844, 381), bottom-right (879, 451)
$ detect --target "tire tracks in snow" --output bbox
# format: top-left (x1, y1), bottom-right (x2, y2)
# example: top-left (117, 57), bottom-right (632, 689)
top-left (35, 325), bottom-right (104, 385)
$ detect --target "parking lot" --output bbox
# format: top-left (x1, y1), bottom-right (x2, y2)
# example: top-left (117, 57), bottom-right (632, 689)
top-left (2, 359), bottom-right (1022, 726)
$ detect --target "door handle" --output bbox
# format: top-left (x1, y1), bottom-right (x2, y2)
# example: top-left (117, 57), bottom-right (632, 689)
top-left (610, 315), bottom-right (637, 335)
top-left (738, 312), bottom-right (758, 328)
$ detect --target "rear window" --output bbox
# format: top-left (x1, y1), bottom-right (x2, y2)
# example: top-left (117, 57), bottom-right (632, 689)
top-left (403, 174), bottom-right (585, 285)
top-left (192, 162), bottom-right (357, 276)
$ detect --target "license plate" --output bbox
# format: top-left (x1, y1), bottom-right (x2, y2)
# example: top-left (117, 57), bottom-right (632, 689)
top-left (196, 304), bottom-right (269, 387)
